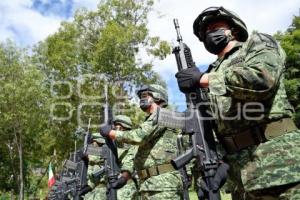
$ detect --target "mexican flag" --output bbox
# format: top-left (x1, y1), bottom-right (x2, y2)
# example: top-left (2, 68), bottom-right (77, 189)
top-left (48, 163), bottom-right (55, 188)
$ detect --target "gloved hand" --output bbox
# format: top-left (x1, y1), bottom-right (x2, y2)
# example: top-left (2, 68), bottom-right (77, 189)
top-left (211, 162), bottom-right (230, 190)
top-left (99, 125), bottom-right (112, 138)
top-left (111, 176), bottom-right (128, 189)
top-left (175, 67), bottom-right (204, 93)
top-left (197, 163), bottom-right (230, 199)
top-left (79, 185), bottom-right (92, 196)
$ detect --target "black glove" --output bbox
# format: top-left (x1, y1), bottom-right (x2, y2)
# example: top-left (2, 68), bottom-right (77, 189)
top-left (99, 125), bottom-right (111, 138)
top-left (211, 162), bottom-right (230, 190)
top-left (175, 67), bottom-right (204, 93)
top-left (79, 185), bottom-right (92, 196)
top-left (111, 176), bottom-right (128, 189)
top-left (197, 163), bottom-right (230, 199)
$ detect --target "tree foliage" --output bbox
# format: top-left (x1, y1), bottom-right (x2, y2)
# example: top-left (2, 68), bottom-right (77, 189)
top-left (0, 0), bottom-right (171, 198)
top-left (31, 0), bottom-right (170, 161)
top-left (275, 15), bottom-right (300, 127)
top-left (0, 40), bottom-right (51, 198)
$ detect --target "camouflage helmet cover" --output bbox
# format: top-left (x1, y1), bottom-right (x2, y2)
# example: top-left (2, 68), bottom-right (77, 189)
top-left (193, 6), bottom-right (248, 42)
top-left (91, 132), bottom-right (105, 143)
top-left (113, 115), bottom-right (132, 129)
top-left (136, 84), bottom-right (168, 107)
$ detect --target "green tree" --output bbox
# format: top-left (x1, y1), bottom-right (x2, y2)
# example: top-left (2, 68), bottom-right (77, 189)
top-left (0, 0), bottom-right (171, 197)
top-left (275, 15), bottom-right (300, 127)
top-left (32, 0), bottom-right (170, 161)
top-left (0, 40), bottom-right (50, 199)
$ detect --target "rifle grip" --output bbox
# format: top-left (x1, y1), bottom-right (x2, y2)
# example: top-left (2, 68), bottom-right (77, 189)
top-left (171, 148), bottom-right (193, 170)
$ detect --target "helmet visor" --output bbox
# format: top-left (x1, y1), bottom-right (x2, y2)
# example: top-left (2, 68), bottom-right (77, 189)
top-left (196, 7), bottom-right (224, 24)
top-left (197, 6), bottom-right (246, 28)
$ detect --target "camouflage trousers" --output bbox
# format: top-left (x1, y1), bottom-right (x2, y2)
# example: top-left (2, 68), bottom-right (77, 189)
top-left (118, 180), bottom-right (139, 200)
top-left (84, 181), bottom-right (138, 200)
top-left (84, 185), bottom-right (106, 200)
top-left (140, 190), bottom-right (183, 200)
top-left (224, 130), bottom-right (300, 200)
top-left (138, 171), bottom-right (183, 200)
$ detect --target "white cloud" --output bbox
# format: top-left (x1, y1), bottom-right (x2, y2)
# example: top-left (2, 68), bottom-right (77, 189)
top-left (0, 0), bottom-right (63, 45)
top-left (0, 0), bottom-right (99, 46)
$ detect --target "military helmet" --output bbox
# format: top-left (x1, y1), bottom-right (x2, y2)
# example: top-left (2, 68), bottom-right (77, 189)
top-left (113, 115), bottom-right (132, 129)
top-left (136, 84), bottom-right (168, 107)
top-left (91, 132), bottom-right (105, 144)
top-left (193, 6), bottom-right (248, 42)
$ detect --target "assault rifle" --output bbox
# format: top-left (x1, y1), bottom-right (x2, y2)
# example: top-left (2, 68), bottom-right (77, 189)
top-left (155, 19), bottom-right (221, 200)
top-left (103, 84), bottom-right (120, 200)
top-left (48, 130), bottom-right (120, 200)
top-left (47, 151), bottom-right (89, 200)
top-left (48, 128), bottom-right (92, 200)
top-left (48, 85), bottom-right (120, 200)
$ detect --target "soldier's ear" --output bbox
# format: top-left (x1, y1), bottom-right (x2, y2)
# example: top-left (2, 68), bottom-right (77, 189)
top-left (231, 28), bottom-right (239, 40)
top-left (148, 95), bottom-right (154, 101)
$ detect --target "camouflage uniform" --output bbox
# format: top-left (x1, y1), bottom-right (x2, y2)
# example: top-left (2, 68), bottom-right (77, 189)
top-left (114, 85), bottom-right (183, 200)
top-left (84, 147), bottom-right (137, 200)
top-left (85, 116), bottom-right (139, 200)
top-left (114, 115), bottom-right (139, 200)
top-left (117, 143), bottom-right (139, 200)
top-left (191, 7), bottom-right (300, 199)
top-left (84, 134), bottom-right (106, 200)
top-left (207, 30), bottom-right (300, 200)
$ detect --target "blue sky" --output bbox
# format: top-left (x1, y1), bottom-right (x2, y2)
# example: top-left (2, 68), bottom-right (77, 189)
top-left (31, 0), bottom-right (73, 18)
top-left (0, 0), bottom-right (299, 110)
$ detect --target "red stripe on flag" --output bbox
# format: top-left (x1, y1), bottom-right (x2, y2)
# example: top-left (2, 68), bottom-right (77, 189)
top-left (48, 163), bottom-right (56, 188)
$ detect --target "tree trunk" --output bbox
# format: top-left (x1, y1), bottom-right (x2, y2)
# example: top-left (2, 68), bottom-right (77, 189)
top-left (18, 132), bottom-right (24, 200)
top-left (15, 130), bottom-right (24, 200)
top-left (7, 142), bottom-right (19, 195)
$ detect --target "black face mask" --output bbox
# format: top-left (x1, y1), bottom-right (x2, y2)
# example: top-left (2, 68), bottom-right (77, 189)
top-left (139, 97), bottom-right (152, 111)
top-left (204, 29), bottom-right (231, 55)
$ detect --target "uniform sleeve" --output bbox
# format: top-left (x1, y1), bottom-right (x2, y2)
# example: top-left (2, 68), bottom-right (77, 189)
top-left (208, 39), bottom-right (285, 101)
top-left (120, 146), bottom-right (138, 173)
top-left (114, 118), bottom-right (159, 145)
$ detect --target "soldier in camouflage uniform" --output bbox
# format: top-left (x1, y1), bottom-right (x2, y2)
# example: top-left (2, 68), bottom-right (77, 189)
top-left (113, 115), bottom-right (139, 200)
top-left (176, 6), bottom-right (300, 200)
top-left (100, 84), bottom-right (183, 200)
top-left (84, 115), bottom-right (138, 200)
top-left (84, 133), bottom-right (106, 200)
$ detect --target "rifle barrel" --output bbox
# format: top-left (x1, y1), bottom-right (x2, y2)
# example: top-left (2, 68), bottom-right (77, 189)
top-left (173, 18), bottom-right (182, 42)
